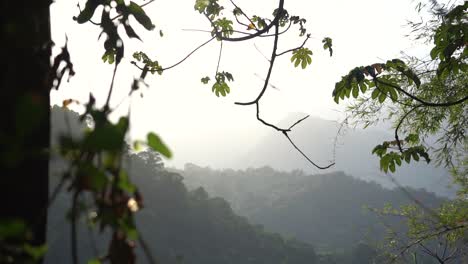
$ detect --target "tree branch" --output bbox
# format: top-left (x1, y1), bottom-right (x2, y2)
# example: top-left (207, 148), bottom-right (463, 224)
top-left (375, 78), bottom-right (468, 107)
top-left (276, 34), bottom-right (310, 56)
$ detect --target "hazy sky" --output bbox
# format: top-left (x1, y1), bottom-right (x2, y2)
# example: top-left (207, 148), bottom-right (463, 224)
top-left (49, 0), bottom-right (428, 168)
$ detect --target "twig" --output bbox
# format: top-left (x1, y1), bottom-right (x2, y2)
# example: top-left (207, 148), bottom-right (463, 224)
top-left (215, 41), bottom-right (223, 74)
top-left (138, 231), bottom-right (159, 264)
top-left (71, 191), bottom-right (80, 264)
top-left (276, 34), bottom-right (310, 56)
top-left (394, 104), bottom-right (423, 153)
top-left (283, 131), bottom-right (335, 169)
top-left (160, 37), bottom-right (216, 72)
top-left (104, 64), bottom-right (118, 112)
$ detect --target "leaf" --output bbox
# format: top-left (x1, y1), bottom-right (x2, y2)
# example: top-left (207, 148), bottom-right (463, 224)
top-left (0, 219), bottom-right (27, 239)
top-left (102, 50), bottom-right (116, 64)
top-left (118, 170), bottom-right (136, 193)
top-left (322, 37), bottom-right (333, 56)
top-left (24, 244), bottom-right (48, 261)
top-left (194, 0), bottom-right (210, 13)
top-left (378, 92), bottom-right (387, 103)
top-left (291, 48), bottom-right (313, 69)
top-left (371, 88), bottom-right (380, 99)
top-left (76, 0), bottom-right (100, 24)
top-left (124, 23), bottom-right (141, 40)
top-left (147, 132), bottom-right (172, 158)
top-left (201, 76), bottom-right (210, 84)
top-left (352, 85), bottom-right (359, 98)
top-left (128, 1), bottom-right (155, 30)
top-left (88, 260), bottom-right (101, 264)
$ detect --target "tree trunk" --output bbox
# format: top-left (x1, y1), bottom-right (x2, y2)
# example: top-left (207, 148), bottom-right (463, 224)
top-left (1, 0), bottom-right (52, 261)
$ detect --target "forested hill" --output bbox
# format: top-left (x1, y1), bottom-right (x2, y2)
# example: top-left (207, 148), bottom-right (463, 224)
top-left (178, 164), bottom-right (445, 253)
top-left (47, 135), bottom-right (319, 263)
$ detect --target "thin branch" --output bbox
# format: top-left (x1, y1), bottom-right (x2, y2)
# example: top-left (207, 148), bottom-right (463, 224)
top-left (375, 78), bottom-right (468, 107)
top-left (158, 36), bottom-right (215, 72)
top-left (215, 41), bottom-right (223, 74)
top-left (104, 63), bottom-right (118, 112)
top-left (235, 23), bottom-right (280, 106)
top-left (394, 104), bottom-right (423, 153)
top-left (276, 34), bottom-right (310, 56)
top-left (71, 191), bottom-right (80, 264)
top-left (255, 103), bottom-right (289, 132)
top-left (283, 131), bottom-right (335, 169)
top-left (254, 43), bottom-right (271, 62)
top-left (288, 115), bottom-right (309, 130)
top-left (138, 231), bottom-right (159, 264)
top-left (162, 37), bottom-right (215, 71)
top-left (229, 0), bottom-right (256, 29)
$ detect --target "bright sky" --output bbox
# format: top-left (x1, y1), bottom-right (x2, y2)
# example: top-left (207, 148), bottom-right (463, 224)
top-left (49, 0), bottom-right (426, 168)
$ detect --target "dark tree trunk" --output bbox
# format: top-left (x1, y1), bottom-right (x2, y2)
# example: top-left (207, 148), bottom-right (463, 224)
top-left (1, 0), bottom-right (52, 261)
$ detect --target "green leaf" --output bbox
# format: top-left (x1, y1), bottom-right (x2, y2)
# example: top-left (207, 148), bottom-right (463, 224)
top-left (194, 0), bottom-right (210, 13)
top-left (378, 92), bottom-right (387, 103)
top-left (0, 219), bottom-right (27, 239)
top-left (24, 244), bottom-right (48, 261)
top-left (118, 170), bottom-right (136, 193)
top-left (147, 132), bottom-right (172, 158)
top-left (201, 76), bottom-right (210, 84)
top-left (352, 85), bottom-right (359, 98)
top-left (389, 161), bottom-right (396, 173)
top-left (102, 50), bottom-right (116, 64)
top-left (88, 260), bottom-right (101, 264)
top-left (80, 164), bottom-right (108, 191)
top-left (128, 1), bottom-right (155, 30)
top-left (291, 48), bottom-right (313, 69)
top-left (371, 88), bottom-right (380, 99)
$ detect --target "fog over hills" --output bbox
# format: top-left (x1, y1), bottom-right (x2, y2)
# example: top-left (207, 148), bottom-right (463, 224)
top-left (234, 113), bottom-right (454, 197)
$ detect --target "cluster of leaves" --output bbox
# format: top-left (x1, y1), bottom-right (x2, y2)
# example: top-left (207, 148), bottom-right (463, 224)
top-left (372, 135), bottom-right (430, 173)
top-left (201, 71), bottom-right (234, 97)
top-left (195, 0), bottom-right (223, 18)
top-left (322, 37), bottom-right (333, 57)
top-left (333, 59), bottom-right (423, 104)
top-left (430, 2), bottom-right (467, 79)
top-left (290, 47), bottom-right (312, 69)
top-left (212, 17), bottom-right (234, 38)
top-left (75, 0), bottom-right (155, 64)
top-left (380, 201), bottom-right (467, 261)
top-left (333, 2), bottom-right (468, 262)
top-left (132, 52), bottom-right (163, 75)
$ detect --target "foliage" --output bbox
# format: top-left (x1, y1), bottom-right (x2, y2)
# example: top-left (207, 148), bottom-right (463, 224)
top-left (290, 48), bottom-right (313, 69)
top-left (333, 1), bottom-right (467, 262)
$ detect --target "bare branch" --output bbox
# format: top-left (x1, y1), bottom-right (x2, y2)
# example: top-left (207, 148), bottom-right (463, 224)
top-left (283, 132), bottom-right (335, 169)
top-left (276, 34), bottom-right (310, 56)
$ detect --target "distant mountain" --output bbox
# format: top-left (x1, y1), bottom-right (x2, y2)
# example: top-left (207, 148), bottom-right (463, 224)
top-left (178, 164), bottom-right (445, 254)
top-left (234, 113), bottom-right (455, 197)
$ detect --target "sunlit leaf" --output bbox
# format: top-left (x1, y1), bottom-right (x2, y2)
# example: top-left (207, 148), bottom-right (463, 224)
top-left (147, 132), bottom-right (172, 158)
